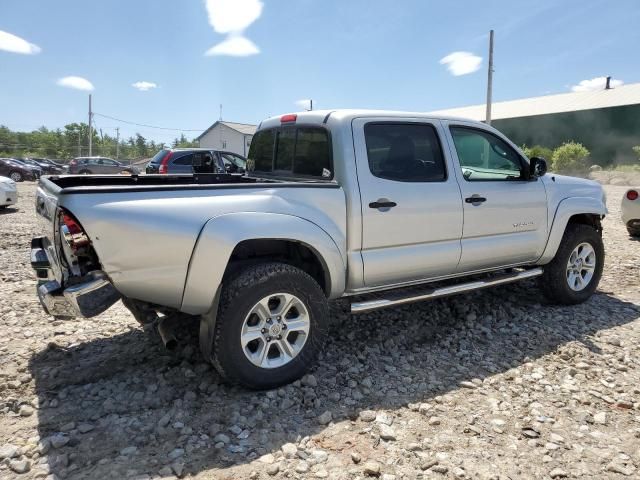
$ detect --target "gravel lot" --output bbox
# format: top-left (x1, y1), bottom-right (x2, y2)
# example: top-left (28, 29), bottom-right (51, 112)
top-left (1, 182), bottom-right (639, 480)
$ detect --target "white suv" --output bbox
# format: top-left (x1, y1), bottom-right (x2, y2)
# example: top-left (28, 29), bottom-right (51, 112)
top-left (0, 176), bottom-right (17, 209)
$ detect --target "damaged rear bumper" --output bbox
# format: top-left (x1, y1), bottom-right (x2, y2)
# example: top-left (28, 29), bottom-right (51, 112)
top-left (31, 237), bottom-right (120, 318)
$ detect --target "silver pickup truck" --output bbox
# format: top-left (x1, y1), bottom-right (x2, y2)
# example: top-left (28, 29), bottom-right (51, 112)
top-left (31, 110), bottom-right (607, 389)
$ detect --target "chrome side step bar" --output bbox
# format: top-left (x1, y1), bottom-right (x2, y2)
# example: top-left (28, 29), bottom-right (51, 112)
top-left (350, 268), bottom-right (543, 313)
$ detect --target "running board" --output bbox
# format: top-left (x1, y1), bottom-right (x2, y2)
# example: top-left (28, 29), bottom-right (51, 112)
top-left (350, 268), bottom-right (543, 313)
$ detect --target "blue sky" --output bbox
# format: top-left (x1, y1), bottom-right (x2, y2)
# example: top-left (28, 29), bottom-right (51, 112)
top-left (1, 0), bottom-right (639, 144)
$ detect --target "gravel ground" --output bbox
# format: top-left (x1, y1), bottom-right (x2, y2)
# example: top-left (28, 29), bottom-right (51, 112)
top-left (1, 182), bottom-right (639, 480)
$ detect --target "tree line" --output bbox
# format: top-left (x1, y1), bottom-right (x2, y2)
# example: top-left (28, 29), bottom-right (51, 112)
top-left (0, 124), bottom-right (198, 162)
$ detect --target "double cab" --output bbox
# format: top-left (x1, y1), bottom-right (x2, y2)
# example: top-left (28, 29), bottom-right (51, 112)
top-left (31, 110), bottom-right (607, 389)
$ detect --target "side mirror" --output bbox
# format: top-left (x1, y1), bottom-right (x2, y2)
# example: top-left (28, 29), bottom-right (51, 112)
top-left (529, 157), bottom-right (547, 178)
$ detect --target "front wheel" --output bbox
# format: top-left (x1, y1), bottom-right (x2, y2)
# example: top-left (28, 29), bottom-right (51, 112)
top-left (9, 171), bottom-right (23, 182)
top-left (627, 225), bottom-right (640, 238)
top-left (539, 224), bottom-right (604, 305)
top-left (209, 262), bottom-right (329, 389)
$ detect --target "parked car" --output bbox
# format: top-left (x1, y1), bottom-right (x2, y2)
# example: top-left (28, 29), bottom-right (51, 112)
top-left (0, 175), bottom-right (18, 209)
top-left (146, 148), bottom-right (246, 174)
top-left (68, 157), bottom-right (139, 175)
top-left (621, 187), bottom-right (640, 237)
top-left (19, 158), bottom-right (64, 175)
top-left (33, 157), bottom-right (66, 170)
top-left (0, 157), bottom-right (42, 181)
top-left (31, 110), bottom-right (607, 390)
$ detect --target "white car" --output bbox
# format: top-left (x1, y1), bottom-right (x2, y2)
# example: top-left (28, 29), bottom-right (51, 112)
top-left (0, 175), bottom-right (18, 209)
top-left (621, 188), bottom-right (640, 237)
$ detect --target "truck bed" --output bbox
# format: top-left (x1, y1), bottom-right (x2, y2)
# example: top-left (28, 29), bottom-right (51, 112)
top-left (45, 173), bottom-right (284, 194)
top-left (35, 173), bottom-right (346, 312)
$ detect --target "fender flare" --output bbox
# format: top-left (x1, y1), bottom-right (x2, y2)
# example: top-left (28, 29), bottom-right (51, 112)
top-left (180, 212), bottom-right (346, 315)
top-left (537, 196), bottom-right (606, 264)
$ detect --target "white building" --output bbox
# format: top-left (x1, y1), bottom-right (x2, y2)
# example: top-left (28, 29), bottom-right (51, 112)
top-left (196, 121), bottom-right (257, 157)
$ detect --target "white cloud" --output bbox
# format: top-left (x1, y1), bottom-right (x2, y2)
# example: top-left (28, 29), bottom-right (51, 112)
top-left (205, 35), bottom-right (259, 56)
top-left (0, 30), bottom-right (41, 55)
top-left (204, 0), bottom-right (263, 57)
top-left (571, 76), bottom-right (623, 92)
top-left (439, 51), bottom-right (482, 76)
top-left (132, 81), bottom-right (158, 91)
top-left (295, 99), bottom-right (312, 110)
top-left (56, 76), bottom-right (94, 91)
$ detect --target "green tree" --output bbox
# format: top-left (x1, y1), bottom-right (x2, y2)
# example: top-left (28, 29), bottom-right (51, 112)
top-left (633, 146), bottom-right (640, 160)
top-left (135, 134), bottom-right (148, 158)
top-left (522, 145), bottom-right (554, 161)
top-left (552, 142), bottom-right (590, 173)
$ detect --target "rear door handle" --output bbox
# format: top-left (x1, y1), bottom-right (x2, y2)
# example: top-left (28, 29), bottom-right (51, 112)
top-left (465, 196), bottom-right (487, 204)
top-left (369, 200), bottom-right (397, 209)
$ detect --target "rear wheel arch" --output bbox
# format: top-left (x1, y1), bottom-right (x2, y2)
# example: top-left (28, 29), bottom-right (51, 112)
top-left (224, 239), bottom-right (330, 295)
top-left (180, 212), bottom-right (346, 315)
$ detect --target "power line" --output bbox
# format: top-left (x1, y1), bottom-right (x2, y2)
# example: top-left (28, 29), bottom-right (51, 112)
top-left (93, 112), bottom-right (204, 132)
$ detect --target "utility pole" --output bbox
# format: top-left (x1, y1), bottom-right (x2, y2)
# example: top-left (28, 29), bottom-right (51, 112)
top-left (309, 99), bottom-right (313, 111)
top-left (219, 104), bottom-right (223, 121)
top-left (77, 132), bottom-right (81, 156)
top-left (485, 30), bottom-right (494, 125)
top-left (115, 127), bottom-right (120, 160)
top-left (88, 94), bottom-right (93, 156)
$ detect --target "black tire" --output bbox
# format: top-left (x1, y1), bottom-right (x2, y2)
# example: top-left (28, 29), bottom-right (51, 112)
top-left (9, 171), bottom-right (23, 182)
top-left (627, 226), bottom-right (640, 238)
top-left (210, 262), bottom-right (329, 390)
top-left (79, 169), bottom-right (92, 174)
top-left (539, 224), bottom-right (604, 305)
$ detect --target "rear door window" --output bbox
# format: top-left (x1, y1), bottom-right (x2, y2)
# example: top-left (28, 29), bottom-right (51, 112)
top-left (364, 122), bottom-right (446, 182)
top-left (172, 153), bottom-right (193, 166)
top-left (248, 126), bottom-right (332, 179)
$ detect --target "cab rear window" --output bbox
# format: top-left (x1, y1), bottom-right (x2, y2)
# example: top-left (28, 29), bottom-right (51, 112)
top-left (248, 126), bottom-right (332, 179)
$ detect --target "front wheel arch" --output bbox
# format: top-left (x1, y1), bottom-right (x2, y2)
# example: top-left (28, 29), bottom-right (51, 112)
top-left (538, 197), bottom-right (606, 265)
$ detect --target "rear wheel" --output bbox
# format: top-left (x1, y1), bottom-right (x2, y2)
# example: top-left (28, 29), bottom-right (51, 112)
top-left (539, 224), bottom-right (604, 305)
top-left (209, 262), bottom-right (329, 389)
top-left (9, 171), bottom-right (23, 182)
top-left (79, 169), bottom-right (91, 174)
top-left (627, 225), bottom-right (640, 238)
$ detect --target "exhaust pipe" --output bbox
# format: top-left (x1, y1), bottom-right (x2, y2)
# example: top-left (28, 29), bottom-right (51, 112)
top-left (157, 316), bottom-right (178, 351)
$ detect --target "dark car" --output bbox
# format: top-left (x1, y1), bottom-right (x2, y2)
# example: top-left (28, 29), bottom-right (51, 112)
top-left (68, 157), bottom-right (139, 175)
top-left (33, 157), bottom-right (66, 170)
top-left (19, 158), bottom-right (64, 175)
top-left (146, 148), bottom-right (246, 174)
top-left (0, 158), bottom-right (42, 182)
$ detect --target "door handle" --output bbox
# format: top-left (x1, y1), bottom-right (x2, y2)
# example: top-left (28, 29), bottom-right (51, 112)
top-left (369, 200), bottom-right (397, 209)
top-left (465, 196), bottom-right (487, 204)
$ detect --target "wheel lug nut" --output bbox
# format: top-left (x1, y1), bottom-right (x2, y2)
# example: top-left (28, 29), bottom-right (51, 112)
top-left (261, 328), bottom-right (266, 333)
top-left (266, 336), bottom-right (271, 342)
top-left (282, 324), bottom-right (287, 330)
top-left (277, 316), bottom-right (281, 321)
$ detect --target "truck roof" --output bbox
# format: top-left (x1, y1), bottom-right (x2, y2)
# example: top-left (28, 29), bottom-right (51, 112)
top-left (257, 109), bottom-right (484, 131)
